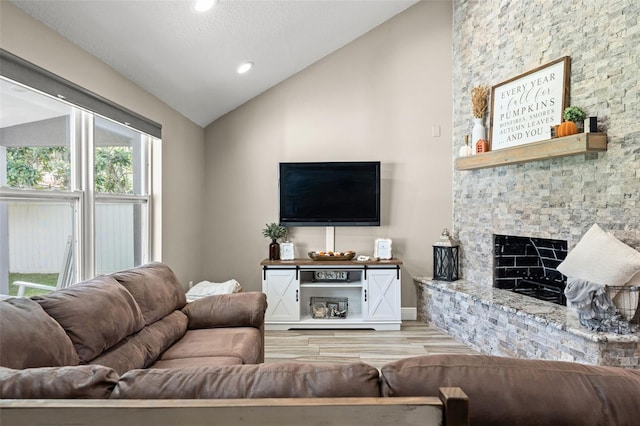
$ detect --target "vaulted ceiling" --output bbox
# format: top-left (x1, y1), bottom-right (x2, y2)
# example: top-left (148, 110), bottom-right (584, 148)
top-left (11, 0), bottom-right (422, 127)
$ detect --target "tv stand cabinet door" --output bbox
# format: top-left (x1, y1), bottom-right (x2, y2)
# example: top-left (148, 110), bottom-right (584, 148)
top-left (365, 268), bottom-right (401, 321)
top-left (263, 269), bottom-right (300, 322)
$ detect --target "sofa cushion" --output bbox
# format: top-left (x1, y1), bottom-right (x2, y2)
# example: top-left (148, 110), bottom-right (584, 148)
top-left (380, 354), bottom-right (640, 426)
top-left (111, 262), bottom-right (186, 325)
top-left (89, 311), bottom-right (188, 375)
top-left (0, 365), bottom-right (118, 399)
top-left (182, 291), bottom-right (266, 330)
top-left (111, 362), bottom-right (381, 399)
top-left (0, 298), bottom-right (80, 369)
top-left (159, 328), bottom-right (262, 365)
top-left (34, 276), bottom-right (145, 363)
top-left (151, 356), bottom-right (243, 369)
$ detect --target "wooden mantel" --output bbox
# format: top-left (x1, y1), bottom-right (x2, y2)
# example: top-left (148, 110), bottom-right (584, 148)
top-left (455, 132), bottom-right (607, 171)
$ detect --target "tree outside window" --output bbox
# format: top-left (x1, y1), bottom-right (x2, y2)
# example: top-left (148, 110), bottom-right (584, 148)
top-left (6, 146), bottom-right (132, 193)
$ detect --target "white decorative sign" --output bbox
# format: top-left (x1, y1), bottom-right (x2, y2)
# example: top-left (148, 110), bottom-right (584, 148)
top-left (490, 57), bottom-right (570, 150)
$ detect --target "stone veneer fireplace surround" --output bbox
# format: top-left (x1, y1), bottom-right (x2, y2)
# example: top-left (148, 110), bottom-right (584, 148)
top-left (423, 0), bottom-right (640, 368)
top-left (414, 278), bottom-right (639, 368)
top-left (451, 1), bottom-right (639, 285)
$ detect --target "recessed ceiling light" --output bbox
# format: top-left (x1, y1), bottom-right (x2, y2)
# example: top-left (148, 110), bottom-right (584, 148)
top-left (194, 0), bottom-right (216, 12)
top-left (237, 62), bottom-right (254, 74)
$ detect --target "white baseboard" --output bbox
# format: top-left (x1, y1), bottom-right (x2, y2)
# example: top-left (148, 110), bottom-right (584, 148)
top-left (401, 307), bottom-right (417, 321)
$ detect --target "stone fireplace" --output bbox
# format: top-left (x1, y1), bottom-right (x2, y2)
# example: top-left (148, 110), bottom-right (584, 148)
top-left (450, 0), bottom-right (639, 292)
top-left (494, 235), bottom-right (567, 305)
top-left (423, 0), bottom-right (640, 368)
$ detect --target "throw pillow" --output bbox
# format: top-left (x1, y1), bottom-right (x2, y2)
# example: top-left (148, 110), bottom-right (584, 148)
top-left (557, 223), bottom-right (640, 287)
top-left (185, 279), bottom-right (242, 302)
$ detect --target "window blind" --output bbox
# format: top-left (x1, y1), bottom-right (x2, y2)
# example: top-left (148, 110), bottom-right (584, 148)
top-left (0, 49), bottom-right (162, 138)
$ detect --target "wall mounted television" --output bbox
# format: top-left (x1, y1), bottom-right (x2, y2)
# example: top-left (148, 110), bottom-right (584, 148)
top-left (279, 161), bottom-right (381, 227)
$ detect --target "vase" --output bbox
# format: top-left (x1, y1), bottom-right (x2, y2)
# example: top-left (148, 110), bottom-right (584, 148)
top-left (471, 118), bottom-right (486, 155)
top-left (269, 239), bottom-right (280, 260)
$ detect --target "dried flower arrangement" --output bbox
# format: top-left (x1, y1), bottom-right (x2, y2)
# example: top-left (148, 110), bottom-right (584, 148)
top-left (471, 85), bottom-right (490, 118)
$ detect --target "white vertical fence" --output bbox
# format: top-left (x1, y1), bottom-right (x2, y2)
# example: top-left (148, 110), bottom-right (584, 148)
top-left (95, 203), bottom-right (134, 274)
top-left (8, 202), bottom-right (72, 273)
top-left (8, 202), bottom-right (133, 274)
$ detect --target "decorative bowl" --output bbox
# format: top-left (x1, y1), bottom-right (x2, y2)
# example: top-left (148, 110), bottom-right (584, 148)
top-left (308, 251), bottom-right (356, 261)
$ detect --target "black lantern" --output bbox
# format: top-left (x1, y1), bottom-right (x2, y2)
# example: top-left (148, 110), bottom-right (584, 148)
top-left (433, 228), bottom-right (459, 281)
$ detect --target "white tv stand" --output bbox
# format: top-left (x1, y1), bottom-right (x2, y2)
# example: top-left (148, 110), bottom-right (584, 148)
top-left (260, 258), bottom-right (402, 331)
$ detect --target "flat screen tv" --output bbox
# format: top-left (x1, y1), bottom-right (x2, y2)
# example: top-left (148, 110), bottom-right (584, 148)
top-left (279, 161), bottom-right (381, 226)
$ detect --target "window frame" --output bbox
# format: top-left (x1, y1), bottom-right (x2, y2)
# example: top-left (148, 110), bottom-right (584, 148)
top-left (0, 75), bottom-right (156, 287)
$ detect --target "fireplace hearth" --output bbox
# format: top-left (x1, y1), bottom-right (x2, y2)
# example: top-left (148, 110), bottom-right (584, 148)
top-left (494, 234), bottom-right (567, 305)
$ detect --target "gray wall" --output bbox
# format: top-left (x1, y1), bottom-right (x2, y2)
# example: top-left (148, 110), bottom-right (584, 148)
top-left (452, 0), bottom-right (640, 285)
top-left (203, 1), bottom-right (454, 307)
top-left (0, 2), bottom-right (206, 286)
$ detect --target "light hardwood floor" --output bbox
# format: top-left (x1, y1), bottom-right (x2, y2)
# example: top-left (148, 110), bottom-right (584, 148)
top-left (264, 321), bottom-right (478, 369)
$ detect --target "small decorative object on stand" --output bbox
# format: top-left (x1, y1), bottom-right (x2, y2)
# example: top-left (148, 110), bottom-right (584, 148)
top-left (475, 138), bottom-right (489, 154)
top-left (558, 106), bottom-right (586, 137)
top-left (433, 228), bottom-right (459, 282)
top-left (459, 134), bottom-right (473, 157)
top-left (584, 116), bottom-right (598, 133)
top-left (470, 85), bottom-right (489, 154)
top-left (262, 222), bottom-right (287, 260)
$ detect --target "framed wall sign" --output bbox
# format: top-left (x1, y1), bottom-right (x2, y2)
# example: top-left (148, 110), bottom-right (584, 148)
top-left (490, 56), bottom-right (570, 150)
top-left (374, 238), bottom-right (392, 260)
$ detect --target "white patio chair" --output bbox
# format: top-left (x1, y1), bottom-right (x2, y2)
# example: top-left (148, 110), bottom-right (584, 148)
top-left (14, 235), bottom-right (74, 297)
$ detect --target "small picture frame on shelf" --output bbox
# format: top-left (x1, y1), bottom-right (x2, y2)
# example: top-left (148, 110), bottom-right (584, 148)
top-left (280, 242), bottom-right (295, 260)
top-left (374, 238), bottom-right (392, 260)
top-left (326, 302), bottom-right (339, 314)
top-left (311, 302), bottom-right (327, 319)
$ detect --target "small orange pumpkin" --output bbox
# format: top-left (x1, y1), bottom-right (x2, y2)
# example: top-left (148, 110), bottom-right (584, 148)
top-left (564, 121), bottom-right (577, 136)
top-left (557, 121), bottom-right (577, 137)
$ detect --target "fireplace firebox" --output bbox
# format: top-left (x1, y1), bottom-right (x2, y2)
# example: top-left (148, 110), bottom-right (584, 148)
top-left (494, 234), bottom-right (568, 305)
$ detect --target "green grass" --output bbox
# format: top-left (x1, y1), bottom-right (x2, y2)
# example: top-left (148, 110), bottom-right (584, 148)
top-left (7, 273), bottom-right (58, 297)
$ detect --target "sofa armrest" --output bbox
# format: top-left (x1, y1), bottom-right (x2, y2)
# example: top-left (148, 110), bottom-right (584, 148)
top-left (0, 365), bottom-right (119, 399)
top-left (181, 292), bottom-right (267, 330)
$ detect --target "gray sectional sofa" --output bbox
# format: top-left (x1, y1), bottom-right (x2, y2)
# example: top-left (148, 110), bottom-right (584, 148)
top-left (1, 262), bottom-right (639, 426)
top-left (0, 262), bottom-right (266, 377)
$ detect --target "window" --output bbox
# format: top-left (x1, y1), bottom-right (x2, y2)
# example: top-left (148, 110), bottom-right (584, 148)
top-left (94, 116), bottom-right (151, 274)
top-left (0, 76), bottom-right (157, 296)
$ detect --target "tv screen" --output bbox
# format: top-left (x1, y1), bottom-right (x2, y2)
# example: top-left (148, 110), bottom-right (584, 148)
top-left (279, 161), bottom-right (381, 226)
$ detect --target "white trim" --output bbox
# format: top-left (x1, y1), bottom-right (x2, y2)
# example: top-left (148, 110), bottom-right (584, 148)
top-left (81, 111), bottom-right (95, 279)
top-left (401, 307), bottom-right (417, 321)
